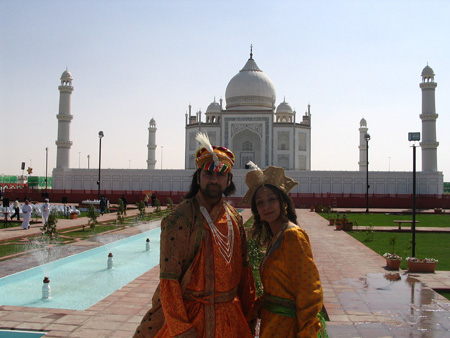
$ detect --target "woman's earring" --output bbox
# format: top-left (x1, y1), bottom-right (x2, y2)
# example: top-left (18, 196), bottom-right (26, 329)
top-left (284, 204), bottom-right (288, 215)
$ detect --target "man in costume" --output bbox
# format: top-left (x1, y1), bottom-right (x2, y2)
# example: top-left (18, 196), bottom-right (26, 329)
top-left (42, 198), bottom-right (50, 224)
top-left (21, 200), bottom-right (32, 229)
top-left (134, 133), bottom-right (256, 338)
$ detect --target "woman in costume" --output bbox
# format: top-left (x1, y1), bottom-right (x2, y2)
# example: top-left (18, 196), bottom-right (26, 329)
top-left (241, 164), bottom-right (326, 338)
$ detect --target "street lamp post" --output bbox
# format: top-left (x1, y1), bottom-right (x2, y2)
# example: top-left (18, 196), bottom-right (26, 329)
top-left (45, 147), bottom-right (48, 190)
top-left (87, 155), bottom-right (90, 169)
top-left (161, 146), bottom-right (164, 169)
top-left (408, 132), bottom-right (420, 258)
top-left (364, 133), bottom-right (370, 213)
top-left (97, 131), bottom-right (104, 200)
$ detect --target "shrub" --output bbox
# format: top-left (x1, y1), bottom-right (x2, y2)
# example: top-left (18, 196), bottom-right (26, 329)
top-left (40, 210), bottom-right (58, 238)
top-left (86, 204), bottom-right (99, 230)
top-left (154, 198), bottom-right (161, 213)
top-left (137, 200), bottom-right (146, 218)
top-left (116, 199), bottom-right (125, 224)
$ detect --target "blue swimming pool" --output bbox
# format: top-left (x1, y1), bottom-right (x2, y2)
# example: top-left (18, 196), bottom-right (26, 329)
top-left (0, 330), bottom-right (46, 338)
top-left (0, 225), bottom-right (161, 310)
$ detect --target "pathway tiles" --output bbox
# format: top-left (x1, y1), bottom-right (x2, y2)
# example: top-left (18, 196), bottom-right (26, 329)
top-left (298, 210), bottom-right (450, 337)
top-left (1, 208), bottom-right (450, 337)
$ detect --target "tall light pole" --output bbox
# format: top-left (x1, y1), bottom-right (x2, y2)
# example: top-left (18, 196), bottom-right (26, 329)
top-left (97, 131), bottom-right (104, 200)
top-left (45, 147), bottom-right (48, 190)
top-left (364, 133), bottom-right (371, 213)
top-left (408, 132), bottom-right (420, 258)
top-left (87, 155), bottom-right (90, 169)
top-left (161, 146), bottom-right (164, 169)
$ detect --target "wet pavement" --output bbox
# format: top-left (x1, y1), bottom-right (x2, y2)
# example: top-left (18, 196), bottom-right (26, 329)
top-left (0, 208), bottom-right (449, 337)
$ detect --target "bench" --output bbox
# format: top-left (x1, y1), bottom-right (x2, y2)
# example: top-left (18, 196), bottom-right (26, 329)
top-left (393, 220), bottom-right (419, 230)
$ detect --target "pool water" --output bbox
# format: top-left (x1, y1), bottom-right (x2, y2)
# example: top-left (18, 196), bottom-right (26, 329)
top-left (0, 226), bottom-right (161, 310)
top-left (0, 330), bottom-right (46, 338)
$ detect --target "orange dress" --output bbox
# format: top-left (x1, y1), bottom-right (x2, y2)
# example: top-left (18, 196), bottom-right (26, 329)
top-left (134, 192), bottom-right (256, 338)
top-left (259, 224), bottom-right (323, 338)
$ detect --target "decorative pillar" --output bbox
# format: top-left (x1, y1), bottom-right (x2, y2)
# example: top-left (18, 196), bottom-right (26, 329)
top-left (419, 65), bottom-right (439, 172)
top-left (358, 118), bottom-right (368, 171)
top-left (147, 118), bottom-right (157, 169)
top-left (55, 69), bottom-right (74, 168)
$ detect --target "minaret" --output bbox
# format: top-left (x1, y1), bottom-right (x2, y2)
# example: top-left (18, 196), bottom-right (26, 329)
top-left (55, 69), bottom-right (74, 168)
top-left (420, 65), bottom-right (439, 172)
top-left (147, 118), bottom-right (157, 169)
top-left (358, 118), bottom-right (368, 171)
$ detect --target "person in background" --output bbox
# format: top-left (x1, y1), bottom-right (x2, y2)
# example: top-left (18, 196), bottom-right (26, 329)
top-left (134, 132), bottom-right (256, 338)
top-left (10, 198), bottom-right (20, 221)
top-left (99, 196), bottom-right (106, 215)
top-left (21, 200), bottom-right (32, 230)
top-left (241, 164), bottom-right (327, 338)
top-left (42, 198), bottom-right (50, 224)
top-left (120, 194), bottom-right (128, 215)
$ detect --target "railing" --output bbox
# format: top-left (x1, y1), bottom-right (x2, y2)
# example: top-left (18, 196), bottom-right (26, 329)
top-left (3, 188), bottom-right (450, 208)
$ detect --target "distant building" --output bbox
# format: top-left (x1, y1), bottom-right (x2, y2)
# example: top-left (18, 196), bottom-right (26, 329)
top-left (52, 60), bottom-right (444, 196)
top-left (185, 49), bottom-right (311, 170)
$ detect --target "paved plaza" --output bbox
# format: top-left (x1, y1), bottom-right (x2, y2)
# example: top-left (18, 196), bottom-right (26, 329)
top-left (0, 207), bottom-right (449, 337)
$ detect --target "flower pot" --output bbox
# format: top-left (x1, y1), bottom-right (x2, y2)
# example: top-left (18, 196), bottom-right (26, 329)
top-left (70, 214), bottom-right (78, 219)
top-left (407, 261), bottom-right (436, 273)
top-left (310, 206), bottom-right (315, 212)
top-left (335, 221), bottom-right (343, 230)
top-left (329, 218), bottom-right (335, 226)
top-left (343, 222), bottom-right (353, 231)
top-left (386, 258), bottom-right (401, 270)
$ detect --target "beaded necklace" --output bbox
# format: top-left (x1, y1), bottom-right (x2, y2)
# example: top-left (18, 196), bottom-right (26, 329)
top-left (200, 205), bottom-right (234, 264)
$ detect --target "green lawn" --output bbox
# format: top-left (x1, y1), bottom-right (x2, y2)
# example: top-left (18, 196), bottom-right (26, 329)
top-left (348, 231), bottom-right (450, 270)
top-left (319, 212), bottom-right (450, 228)
top-left (318, 212), bottom-right (450, 270)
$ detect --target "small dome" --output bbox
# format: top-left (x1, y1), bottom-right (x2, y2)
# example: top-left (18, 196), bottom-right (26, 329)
top-left (421, 65), bottom-right (434, 76)
top-left (61, 69), bottom-right (72, 80)
top-left (360, 118), bottom-right (367, 126)
top-left (225, 56), bottom-right (276, 110)
top-left (276, 99), bottom-right (293, 114)
top-left (206, 99), bottom-right (221, 114)
top-left (150, 118), bottom-right (156, 125)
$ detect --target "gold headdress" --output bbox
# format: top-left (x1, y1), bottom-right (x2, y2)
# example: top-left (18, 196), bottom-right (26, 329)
top-left (240, 162), bottom-right (298, 206)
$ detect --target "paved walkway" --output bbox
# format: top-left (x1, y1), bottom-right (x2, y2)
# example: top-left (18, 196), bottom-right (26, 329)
top-left (0, 209), bottom-right (449, 337)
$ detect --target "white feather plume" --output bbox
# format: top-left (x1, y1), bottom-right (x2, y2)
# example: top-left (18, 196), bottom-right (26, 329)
top-left (196, 132), bottom-right (220, 165)
top-left (246, 161), bottom-right (260, 170)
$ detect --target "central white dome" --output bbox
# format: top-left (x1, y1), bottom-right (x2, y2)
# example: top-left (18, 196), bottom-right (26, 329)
top-left (225, 56), bottom-right (276, 110)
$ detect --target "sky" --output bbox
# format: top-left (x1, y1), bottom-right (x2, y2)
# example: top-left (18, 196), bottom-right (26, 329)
top-left (1, 0), bottom-right (449, 181)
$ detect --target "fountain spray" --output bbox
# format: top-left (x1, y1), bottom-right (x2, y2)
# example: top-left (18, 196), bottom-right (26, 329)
top-left (146, 238), bottom-right (150, 251)
top-left (107, 252), bottom-right (114, 269)
top-left (42, 276), bottom-right (51, 299)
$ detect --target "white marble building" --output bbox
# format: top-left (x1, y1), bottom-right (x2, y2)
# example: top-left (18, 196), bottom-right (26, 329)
top-left (52, 60), bottom-right (444, 196)
top-left (185, 50), bottom-right (311, 170)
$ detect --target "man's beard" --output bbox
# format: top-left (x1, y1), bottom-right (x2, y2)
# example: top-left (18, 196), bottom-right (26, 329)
top-left (201, 183), bottom-right (225, 199)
